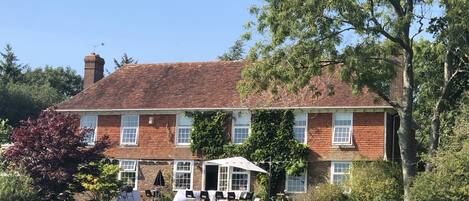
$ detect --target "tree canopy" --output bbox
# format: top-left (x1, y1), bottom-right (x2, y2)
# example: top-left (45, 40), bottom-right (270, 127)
top-left (218, 39), bottom-right (245, 61)
top-left (4, 109), bottom-right (109, 200)
top-left (113, 53), bottom-right (137, 69)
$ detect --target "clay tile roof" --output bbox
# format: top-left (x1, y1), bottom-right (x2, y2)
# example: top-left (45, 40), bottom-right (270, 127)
top-left (55, 61), bottom-right (391, 111)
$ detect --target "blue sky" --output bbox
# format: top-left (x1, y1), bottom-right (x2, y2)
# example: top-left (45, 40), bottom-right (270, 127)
top-left (0, 0), bottom-right (259, 75)
top-left (1, 1), bottom-right (441, 76)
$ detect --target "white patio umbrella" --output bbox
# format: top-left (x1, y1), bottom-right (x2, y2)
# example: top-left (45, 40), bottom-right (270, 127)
top-left (206, 156), bottom-right (268, 173)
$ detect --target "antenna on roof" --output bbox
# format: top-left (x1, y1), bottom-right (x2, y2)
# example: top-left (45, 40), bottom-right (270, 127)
top-left (92, 42), bottom-right (105, 53)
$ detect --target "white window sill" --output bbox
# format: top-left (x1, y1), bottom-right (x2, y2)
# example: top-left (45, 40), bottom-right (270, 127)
top-left (331, 144), bottom-right (355, 149)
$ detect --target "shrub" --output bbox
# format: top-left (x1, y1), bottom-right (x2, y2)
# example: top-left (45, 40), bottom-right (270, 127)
top-left (73, 161), bottom-right (123, 201)
top-left (4, 109), bottom-right (110, 200)
top-left (0, 171), bottom-right (39, 201)
top-left (348, 161), bottom-right (403, 201)
top-left (292, 184), bottom-right (347, 201)
top-left (409, 103), bottom-right (469, 201)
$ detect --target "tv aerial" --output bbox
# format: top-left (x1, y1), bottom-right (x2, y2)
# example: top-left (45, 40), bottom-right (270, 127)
top-left (92, 42), bottom-right (105, 53)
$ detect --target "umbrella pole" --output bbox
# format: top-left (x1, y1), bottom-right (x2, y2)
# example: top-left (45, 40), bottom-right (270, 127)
top-left (267, 156), bottom-right (272, 201)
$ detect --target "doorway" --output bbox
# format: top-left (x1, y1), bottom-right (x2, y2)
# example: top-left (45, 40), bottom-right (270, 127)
top-left (205, 165), bottom-right (219, 190)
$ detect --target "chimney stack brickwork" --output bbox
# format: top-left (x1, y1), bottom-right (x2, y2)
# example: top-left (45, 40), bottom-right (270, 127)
top-left (83, 53), bottom-right (105, 89)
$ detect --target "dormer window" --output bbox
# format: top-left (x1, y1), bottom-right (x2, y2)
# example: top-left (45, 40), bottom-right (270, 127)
top-left (232, 111), bottom-right (251, 144)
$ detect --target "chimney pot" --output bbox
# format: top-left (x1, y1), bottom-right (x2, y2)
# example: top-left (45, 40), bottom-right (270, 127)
top-left (83, 53), bottom-right (105, 89)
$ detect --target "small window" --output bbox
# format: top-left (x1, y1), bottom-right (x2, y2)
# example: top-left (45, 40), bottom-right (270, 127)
top-left (231, 167), bottom-right (249, 191)
top-left (333, 113), bottom-right (353, 145)
top-left (80, 115), bottom-right (97, 145)
top-left (294, 112), bottom-right (307, 143)
top-left (121, 115), bottom-right (139, 145)
top-left (119, 160), bottom-right (138, 190)
top-left (232, 111), bottom-right (251, 144)
top-left (286, 169), bottom-right (307, 193)
top-left (173, 161), bottom-right (193, 190)
top-left (331, 162), bottom-right (351, 186)
top-left (176, 114), bottom-right (193, 145)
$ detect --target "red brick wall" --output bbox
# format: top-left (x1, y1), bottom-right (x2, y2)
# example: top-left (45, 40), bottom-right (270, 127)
top-left (308, 112), bottom-right (385, 161)
top-left (97, 114), bottom-right (198, 160)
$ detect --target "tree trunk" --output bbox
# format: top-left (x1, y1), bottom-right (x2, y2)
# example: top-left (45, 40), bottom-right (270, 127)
top-left (426, 50), bottom-right (454, 172)
top-left (399, 50), bottom-right (417, 201)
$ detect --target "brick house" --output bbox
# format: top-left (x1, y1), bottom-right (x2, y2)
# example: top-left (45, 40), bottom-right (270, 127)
top-left (56, 53), bottom-right (400, 194)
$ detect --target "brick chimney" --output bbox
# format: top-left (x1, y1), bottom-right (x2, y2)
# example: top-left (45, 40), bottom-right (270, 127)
top-left (83, 53), bottom-right (105, 89)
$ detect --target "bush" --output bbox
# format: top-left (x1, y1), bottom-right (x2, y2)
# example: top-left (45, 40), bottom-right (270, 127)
top-left (73, 161), bottom-right (123, 201)
top-left (348, 161), bottom-right (403, 201)
top-left (409, 103), bottom-right (469, 201)
top-left (292, 184), bottom-right (347, 201)
top-left (0, 171), bottom-right (39, 201)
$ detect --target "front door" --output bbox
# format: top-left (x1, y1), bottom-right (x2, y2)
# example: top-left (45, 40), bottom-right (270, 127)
top-left (205, 165), bottom-right (218, 190)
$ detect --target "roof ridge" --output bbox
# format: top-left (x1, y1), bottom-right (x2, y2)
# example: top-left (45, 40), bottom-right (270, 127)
top-left (122, 60), bottom-right (245, 68)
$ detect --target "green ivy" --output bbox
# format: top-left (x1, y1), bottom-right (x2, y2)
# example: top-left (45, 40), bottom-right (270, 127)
top-left (190, 109), bottom-right (308, 198)
top-left (187, 111), bottom-right (230, 159)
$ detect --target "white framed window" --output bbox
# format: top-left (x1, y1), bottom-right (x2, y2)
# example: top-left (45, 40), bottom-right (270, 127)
top-left (176, 113), bottom-right (193, 145)
top-left (217, 166), bottom-right (229, 191)
top-left (294, 112), bottom-right (307, 143)
top-left (120, 115), bottom-right (139, 145)
top-left (331, 162), bottom-right (351, 186)
top-left (80, 115), bottom-right (97, 145)
top-left (231, 167), bottom-right (249, 191)
top-left (119, 160), bottom-right (138, 190)
top-left (173, 160), bottom-right (194, 190)
top-left (286, 169), bottom-right (307, 193)
top-left (232, 111), bottom-right (251, 144)
top-left (332, 113), bottom-right (353, 145)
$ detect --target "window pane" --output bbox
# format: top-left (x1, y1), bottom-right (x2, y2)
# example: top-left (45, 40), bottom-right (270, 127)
top-left (177, 128), bottom-right (191, 144)
top-left (174, 161), bottom-right (192, 190)
top-left (122, 115), bottom-right (138, 127)
top-left (231, 173), bottom-right (248, 191)
top-left (80, 116), bottom-right (97, 144)
top-left (287, 171), bottom-right (306, 192)
top-left (176, 162), bottom-right (191, 171)
top-left (233, 111), bottom-right (251, 126)
top-left (120, 160), bottom-right (136, 171)
top-left (122, 128), bottom-right (137, 143)
top-left (233, 128), bottom-right (249, 144)
top-left (333, 127), bottom-right (350, 143)
top-left (332, 174), bottom-right (348, 185)
top-left (294, 127), bottom-right (306, 143)
top-left (121, 172), bottom-right (136, 188)
top-left (218, 166), bottom-right (228, 191)
top-left (333, 163), bottom-right (351, 173)
top-left (178, 114), bottom-right (193, 126)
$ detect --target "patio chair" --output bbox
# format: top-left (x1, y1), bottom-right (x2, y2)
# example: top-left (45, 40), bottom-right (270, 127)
top-left (200, 191), bottom-right (210, 201)
top-left (239, 192), bottom-right (254, 201)
top-left (227, 192), bottom-right (236, 201)
top-left (185, 190), bottom-right (196, 201)
top-left (215, 191), bottom-right (227, 201)
top-left (145, 190), bottom-right (155, 201)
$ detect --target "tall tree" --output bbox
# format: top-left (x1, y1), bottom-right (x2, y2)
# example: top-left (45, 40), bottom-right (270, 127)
top-left (420, 0), bottom-right (469, 171)
top-left (0, 44), bottom-right (24, 83)
top-left (4, 109), bottom-right (109, 200)
top-left (113, 53), bottom-right (137, 69)
top-left (218, 39), bottom-right (245, 61)
top-left (238, 1), bottom-right (430, 199)
top-left (21, 65), bottom-right (83, 97)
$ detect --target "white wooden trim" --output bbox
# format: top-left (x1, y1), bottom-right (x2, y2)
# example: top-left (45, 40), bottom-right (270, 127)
top-left (80, 115), bottom-right (98, 145)
top-left (231, 111), bottom-right (251, 144)
top-left (175, 113), bottom-right (192, 146)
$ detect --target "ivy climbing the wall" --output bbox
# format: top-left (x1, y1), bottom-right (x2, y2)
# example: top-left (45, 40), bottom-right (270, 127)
top-left (187, 111), bottom-right (230, 159)
top-left (189, 109), bottom-right (308, 198)
top-left (244, 110), bottom-right (309, 198)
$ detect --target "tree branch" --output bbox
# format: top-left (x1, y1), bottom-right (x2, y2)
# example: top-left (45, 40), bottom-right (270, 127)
top-left (374, 89), bottom-right (401, 109)
top-left (389, 0), bottom-right (404, 17)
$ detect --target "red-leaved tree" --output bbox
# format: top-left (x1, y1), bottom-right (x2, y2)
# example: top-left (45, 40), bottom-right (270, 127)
top-left (4, 109), bottom-right (109, 200)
